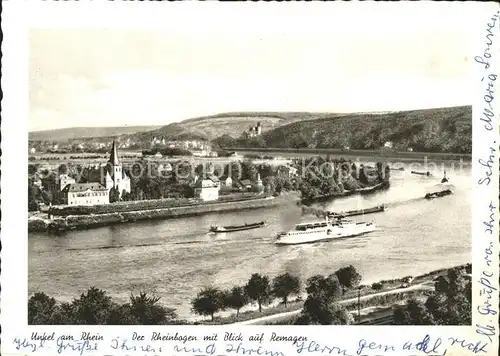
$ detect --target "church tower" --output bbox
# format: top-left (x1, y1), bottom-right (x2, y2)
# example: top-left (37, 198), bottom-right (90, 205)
top-left (109, 140), bottom-right (122, 189)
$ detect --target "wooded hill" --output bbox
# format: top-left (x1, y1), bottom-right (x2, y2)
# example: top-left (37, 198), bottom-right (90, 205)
top-left (216, 106), bottom-right (472, 154)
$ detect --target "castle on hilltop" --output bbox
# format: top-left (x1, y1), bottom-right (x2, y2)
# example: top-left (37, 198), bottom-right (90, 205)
top-left (248, 122), bottom-right (262, 137)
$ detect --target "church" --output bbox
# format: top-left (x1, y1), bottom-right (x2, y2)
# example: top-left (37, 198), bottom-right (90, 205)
top-left (87, 140), bottom-right (131, 197)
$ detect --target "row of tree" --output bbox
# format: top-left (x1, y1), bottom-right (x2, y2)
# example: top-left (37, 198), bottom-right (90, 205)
top-left (28, 265), bottom-right (361, 325)
top-left (190, 265), bottom-right (362, 322)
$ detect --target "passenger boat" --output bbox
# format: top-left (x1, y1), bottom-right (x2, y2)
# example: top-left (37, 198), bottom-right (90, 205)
top-left (210, 221), bottom-right (265, 233)
top-left (275, 216), bottom-right (376, 245)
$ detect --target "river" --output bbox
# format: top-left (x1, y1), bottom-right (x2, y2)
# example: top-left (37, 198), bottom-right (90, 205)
top-left (28, 160), bottom-right (471, 320)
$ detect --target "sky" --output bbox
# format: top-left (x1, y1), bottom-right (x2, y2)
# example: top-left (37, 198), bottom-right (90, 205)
top-left (29, 3), bottom-right (478, 132)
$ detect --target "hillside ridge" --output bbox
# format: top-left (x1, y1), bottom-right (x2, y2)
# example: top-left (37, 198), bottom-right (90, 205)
top-left (29, 126), bottom-right (161, 141)
top-left (261, 105), bottom-right (472, 153)
top-left (214, 105), bottom-right (472, 154)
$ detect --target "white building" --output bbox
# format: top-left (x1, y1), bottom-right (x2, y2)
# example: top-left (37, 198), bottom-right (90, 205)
top-left (194, 179), bottom-right (219, 201)
top-left (220, 175), bottom-right (233, 188)
top-left (88, 140), bottom-right (131, 197)
top-left (106, 141), bottom-right (131, 195)
top-left (58, 174), bottom-right (76, 191)
top-left (191, 150), bottom-right (208, 157)
top-left (62, 183), bottom-right (109, 206)
top-left (384, 141), bottom-right (393, 149)
top-left (207, 175), bottom-right (221, 190)
top-left (288, 166), bottom-right (298, 177)
top-left (256, 173), bottom-right (263, 188)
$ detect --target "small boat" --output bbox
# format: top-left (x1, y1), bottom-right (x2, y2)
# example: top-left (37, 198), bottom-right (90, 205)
top-left (390, 167), bottom-right (405, 171)
top-left (210, 221), bottom-right (265, 233)
top-left (411, 171), bottom-right (432, 176)
top-left (425, 189), bottom-right (452, 199)
top-left (441, 171), bottom-right (449, 183)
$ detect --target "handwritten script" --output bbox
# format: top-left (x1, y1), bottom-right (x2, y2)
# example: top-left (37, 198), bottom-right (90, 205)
top-left (474, 8), bottom-right (500, 348)
top-left (10, 331), bottom-right (493, 356)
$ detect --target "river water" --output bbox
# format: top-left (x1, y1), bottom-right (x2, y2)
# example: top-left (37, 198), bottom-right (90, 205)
top-left (28, 160), bottom-right (471, 320)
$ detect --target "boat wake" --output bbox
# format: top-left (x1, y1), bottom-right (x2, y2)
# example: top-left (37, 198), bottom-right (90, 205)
top-left (430, 183), bottom-right (456, 191)
top-left (173, 236), bottom-right (266, 245)
top-left (385, 197), bottom-right (424, 208)
top-left (172, 240), bottom-right (207, 245)
top-left (66, 242), bottom-right (162, 251)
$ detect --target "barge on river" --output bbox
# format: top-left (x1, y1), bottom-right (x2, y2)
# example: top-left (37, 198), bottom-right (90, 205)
top-left (327, 204), bottom-right (385, 218)
top-left (210, 221), bottom-right (265, 233)
top-left (425, 189), bottom-right (452, 199)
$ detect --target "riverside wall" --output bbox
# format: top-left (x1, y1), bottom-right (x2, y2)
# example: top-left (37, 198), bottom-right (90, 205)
top-left (28, 197), bottom-right (278, 233)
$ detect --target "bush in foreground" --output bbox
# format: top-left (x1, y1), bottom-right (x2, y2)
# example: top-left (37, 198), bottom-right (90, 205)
top-left (28, 287), bottom-right (177, 325)
top-left (393, 269), bottom-right (472, 325)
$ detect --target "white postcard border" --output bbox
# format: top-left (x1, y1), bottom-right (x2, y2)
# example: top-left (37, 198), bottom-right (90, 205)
top-left (1, 2), bottom-right (499, 356)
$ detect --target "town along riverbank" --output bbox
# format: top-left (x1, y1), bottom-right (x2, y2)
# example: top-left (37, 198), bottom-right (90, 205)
top-left (28, 194), bottom-right (289, 233)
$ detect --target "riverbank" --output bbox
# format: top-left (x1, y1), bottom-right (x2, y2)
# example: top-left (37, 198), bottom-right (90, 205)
top-left (227, 147), bottom-right (472, 162)
top-left (28, 263), bottom-right (470, 325)
top-left (28, 195), bottom-right (281, 232)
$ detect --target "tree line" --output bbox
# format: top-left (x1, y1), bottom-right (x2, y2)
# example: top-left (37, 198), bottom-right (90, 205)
top-left (29, 287), bottom-right (178, 325)
top-left (29, 264), bottom-right (472, 325)
top-left (190, 265), bottom-right (362, 323)
top-left (28, 265), bottom-right (362, 325)
top-left (297, 156), bottom-right (390, 201)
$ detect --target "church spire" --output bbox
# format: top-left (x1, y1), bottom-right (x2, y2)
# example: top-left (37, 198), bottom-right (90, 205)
top-left (109, 140), bottom-right (120, 165)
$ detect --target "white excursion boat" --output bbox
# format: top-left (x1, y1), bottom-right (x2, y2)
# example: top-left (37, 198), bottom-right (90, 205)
top-left (275, 216), bottom-right (376, 245)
